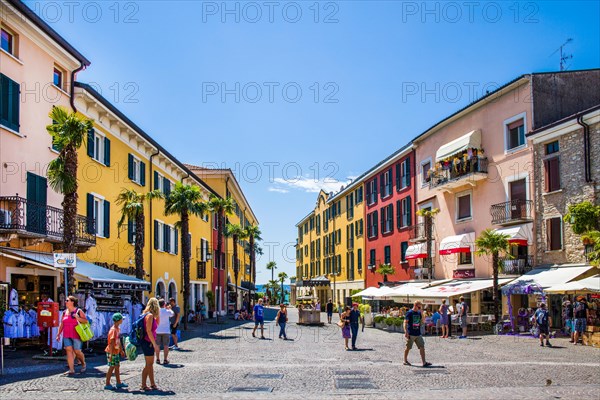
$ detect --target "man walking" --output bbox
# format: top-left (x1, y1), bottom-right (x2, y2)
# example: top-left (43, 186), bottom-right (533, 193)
top-left (349, 303), bottom-right (361, 350)
top-left (534, 303), bottom-right (552, 347)
top-left (326, 299), bottom-right (334, 324)
top-left (573, 296), bottom-right (589, 345)
top-left (156, 299), bottom-right (174, 364)
top-left (169, 298), bottom-right (181, 350)
top-left (252, 298), bottom-right (265, 339)
top-left (458, 296), bottom-right (468, 339)
top-left (403, 301), bottom-right (431, 367)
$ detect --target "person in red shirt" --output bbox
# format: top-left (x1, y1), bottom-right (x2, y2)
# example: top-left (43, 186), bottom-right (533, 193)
top-left (104, 313), bottom-right (127, 390)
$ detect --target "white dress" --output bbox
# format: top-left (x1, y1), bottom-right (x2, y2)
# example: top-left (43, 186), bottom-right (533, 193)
top-left (9, 289), bottom-right (18, 307)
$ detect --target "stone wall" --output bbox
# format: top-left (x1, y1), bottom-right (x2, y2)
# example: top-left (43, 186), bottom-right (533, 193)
top-left (533, 119), bottom-right (600, 265)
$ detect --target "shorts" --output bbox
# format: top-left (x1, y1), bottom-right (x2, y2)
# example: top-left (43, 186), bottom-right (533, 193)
top-left (140, 340), bottom-right (155, 357)
top-left (575, 318), bottom-right (587, 333)
top-left (106, 353), bottom-right (120, 367)
top-left (156, 334), bottom-right (170, 349)
top-left (565, 319), bottom-right (574, 331)
top-left (255, 318), bottom-right (264, 326)
top-left (538, 325), bottom-right (549, 335)
top-left (405, 335), bottom-right (425, 350)
top-left (460, 316), bottom-right (467, 328)
top-left (327, 311), bottom-right (333, 317)
top-left (170, 324), bottom-right (178, 334)
top-left (63, 337), bottom-right (82, 350)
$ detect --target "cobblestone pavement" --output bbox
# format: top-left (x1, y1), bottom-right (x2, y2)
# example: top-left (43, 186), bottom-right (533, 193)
top-left (1, 307), bottom-right (599, 399)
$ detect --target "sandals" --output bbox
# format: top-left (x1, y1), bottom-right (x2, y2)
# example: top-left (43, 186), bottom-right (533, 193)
top-left (403, 361), bottom-right (411, 366)
top-left (423, 362), bottom-right (432, 368)
top-left (140, 386), bottom-right (151, 392)
top-left (80, 364), bottom-right (87, 373)
top-left (163, 360), bottom-right (169, 365)
top-left (150, 385), bottom-right (159, 391)
top-left (63, 371), bottom-right (76, 376)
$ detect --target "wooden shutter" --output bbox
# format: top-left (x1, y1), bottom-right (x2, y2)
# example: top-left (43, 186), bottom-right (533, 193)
top-left (127, 219), bottom-right (134, 244)
top-left (128, 154), bottom-right (134, 180)
top-left (154, 220), bottom-right (159, 250)
top-left (404, 159), bottom-right (411, 188)
top-left (406, 196), bottom-right (412, 226)
top-left (174, 228), bottom-right (179, 255)
top-left (395, 163), bottom-right (401, 190)
top-left (373, 210), bottom-right (378, 236)
top-left (0, 75), bottom-right (20, 132)
top-left (373, 177), bottom-right (378, 198)
top-left (548, 218), bottom-right (562, 251)
top-left (154, 172), bottom-right (159, 190)
top-left (87, 194), bottom-right (94, 234)
top-left (164, 225), bottom-right (170, 252)
top-left (140, 162), bottom-right (146, 186)
top-left (104, 137), bottom-right (111, 166)
top-left (545, 158), bottom-right (560, 192)
top-left (379, 173), bottom-right (385, 198)
top-left (87, 129), bottom-right (95, 158)
top-left (103, 200), bottom-right (110, 238)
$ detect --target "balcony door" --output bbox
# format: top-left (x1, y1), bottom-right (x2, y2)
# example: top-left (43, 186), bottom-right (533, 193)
top-left (509, 179), bottom-right (526, 220)
top-left (26, 172), bottom-right (47, 235)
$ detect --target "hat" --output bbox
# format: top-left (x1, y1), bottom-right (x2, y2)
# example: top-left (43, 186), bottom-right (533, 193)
top-left (112, 312), bottom-right (123, 322)
top-left (352, 303), bottom-right (359, 307)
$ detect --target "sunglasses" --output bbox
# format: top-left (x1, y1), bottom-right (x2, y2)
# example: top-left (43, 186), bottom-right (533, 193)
top-left (65, 299), bottom-right (72, 303)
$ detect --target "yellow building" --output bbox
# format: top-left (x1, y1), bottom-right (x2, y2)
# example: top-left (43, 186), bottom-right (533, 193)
top-left (295, 183), bottom-right (365, 305)
top-left (72, 83), bottom-right (217, 308)
top-left (187, 166), bottom-right (259, 313)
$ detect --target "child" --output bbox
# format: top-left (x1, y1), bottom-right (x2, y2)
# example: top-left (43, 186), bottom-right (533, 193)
top-left (104, 313), bottom-right (128, 390)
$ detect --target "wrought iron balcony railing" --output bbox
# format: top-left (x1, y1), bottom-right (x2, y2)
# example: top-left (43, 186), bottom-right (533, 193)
top-left (408, 222), bottom-right (435, 242)
top-left (0, 196), bottom-right (95, 246)
top-left (429, 157), bottom-right (488, 190)
top-left (500, 255), bottom-right (534, 275)
top-left (490, 199), bottom-right (534, 225)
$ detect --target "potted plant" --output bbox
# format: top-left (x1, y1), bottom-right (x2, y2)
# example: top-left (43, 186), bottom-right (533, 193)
top-left (385, 317), bottom-right (395, 331)
top-left (360, 304), bottom-right (373, 327)
top-left (394, 317), bottom-right (404, 333)
top-left (206, 290), bottom-right (215, 319)
top-left (374, 315), bottom-right (385, 329)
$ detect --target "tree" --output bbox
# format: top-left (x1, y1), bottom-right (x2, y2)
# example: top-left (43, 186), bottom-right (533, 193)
top-left (208, 195), bottom-right (235, 320)
top-left (475, 229), bottom-right (512, 324)
top-left (278, 271), bottom-right (288, 304)
top-left (165, 183), bottom-right (208, 330)
top-left (267, 279), bottom-right (281, 303)
top-left (416, 208), bottom-right (440, 281)
top-left (266, 261), bottom-right (277, 283)
top-left (46, 106), bottom-right (93, 293)
top-left (116, 188), bottom-right (164, 289)
top-left (244, 224), bottom-right (262, 288)
top-left (376, 264), bottom-right (395, 282)
top-left (565, 202), bottom-right (600, 266)
top-left (225, 223), bottom-right (248, 311)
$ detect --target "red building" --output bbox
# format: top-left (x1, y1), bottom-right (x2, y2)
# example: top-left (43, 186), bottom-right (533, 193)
top-left (364, 145), bottom-right (417, 287)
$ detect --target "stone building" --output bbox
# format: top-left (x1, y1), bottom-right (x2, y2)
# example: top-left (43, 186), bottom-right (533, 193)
top-left (529, 104), bottom-right (600, 265)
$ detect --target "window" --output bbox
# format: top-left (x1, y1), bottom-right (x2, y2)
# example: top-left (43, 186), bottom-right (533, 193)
top-left (547, 217), bottom-right (562, 251)
top-left (356, 187), bottom-right (363, 204)
top-left (336, 229), bottom-right (341, 244)
top-left (128, 154), bottom-right (146, 185)
top-left (154, 172), bottom-right (171, 196)
top-left (316, 215), bottom-right (321, 234)
top-left (397, 196), bottom-right (412, 228)
top-left (127, 219), bottom-right (136, 244)
top-left (544, 157), bottom-right (560, 192)
top-left (545, 141), bottom-right (559, 155)
top-left (400, 242), bottom-right (409, 262)
top-left (309, 217), bottom-right (314, 230)
top-left (421, 160), bottom-right (431, 184)
top-left (304, 223), bottom-right (308, 234)
top-left (87, 194), bottom-right (110, 238)
top-left (346, 193), bottom-right (354, 219)
top-left (154, 221), bottom-right (178, 254)
top-left (382, 169), bottom-right (392, 198)
top-left (357, 249), bottom-right (363, 271)
top-left (1, 28), bottom-right (14, 55)
top-left (397, 158), bottom-right (411, 190)
top-left (384, 246), bottom-right (391, 264)
top-left (316, 238), bottom-right (321, 258)
top-left (456, 192), bottom-right (472, 221)
top-left (347, 224), bottom-right (354, 249)
top-left (200, 238), bottom-right (209, 261)
top-left (504, 117), bottom-right (526, 150)
top-left (53, 67), bottom-right (63, 89)
top-left (316, 260), bottom-right (321, 276)
top-left (367, 211), bottom-right (378, 238)
top-left (355, 219), bottom-right (364, 236)
top-left (459, 252), bottom-right (472, 265)
top-left (347, 252), bottom-right (355, 281)
top-left (323, 210), bottom-right (329, 231)
top-left (382, 204), bottom-right (393, 233)
top-left (87, 129), bottom-right (111, 166)
top-left (369, 249), bottom-right (376, 266)
top-left (366, 178), bottom-right (378, 205)
top-left (0, 73), bottom-right (20, 132)
top-left (304, 245), bottom-right (308, 256)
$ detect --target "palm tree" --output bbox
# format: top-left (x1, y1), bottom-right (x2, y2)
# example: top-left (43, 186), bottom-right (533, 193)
top-left (278, 271), bottom-right (288, 304)
top-left (165, 183), bottom-right (208, 330)
top-left (208, 195), bottom-right (235, 320)
top-left (475, 229), bottom-right (512, 324)
top-left (225, 223), bottom-right (248, 311)
top-left (244, 224), bottom-right (262, 287)
top-left (266, 261), bottom-right (277, 283)
top-left (46, 106), bottom-right (93, 293)
top-left (268, 279), bottom-right (281, 304)
top-left (376, 263), bottom-right (395, 282)
top-left (115, 188), bottom-right (164, 288)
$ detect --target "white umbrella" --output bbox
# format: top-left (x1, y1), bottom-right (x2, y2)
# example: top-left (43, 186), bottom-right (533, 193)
top-left (544, 275), bottom-right (600, 294)
top-left (351, 287), bottom-right (382, 297)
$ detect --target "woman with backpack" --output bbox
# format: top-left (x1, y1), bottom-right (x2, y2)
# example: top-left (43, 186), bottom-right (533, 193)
top-left (55, 295), bottom-right (88, 376)
top-left (140, 298), bottom-right (160, 391)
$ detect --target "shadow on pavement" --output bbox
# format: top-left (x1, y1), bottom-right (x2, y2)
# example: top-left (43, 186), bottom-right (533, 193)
top-left (129, 389), bottom-right (177, 396)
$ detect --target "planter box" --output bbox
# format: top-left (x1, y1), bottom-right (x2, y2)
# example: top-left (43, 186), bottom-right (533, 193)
top-left (364, 313), bottom-right (373, 327)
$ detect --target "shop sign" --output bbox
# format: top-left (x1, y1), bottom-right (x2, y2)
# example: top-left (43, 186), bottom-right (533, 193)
top-left (453, 269), bottom-right (475, 279)
top-left (78, 281), bottom-right (150, 291)
top-left (94, 261), bottom-right (137, 276)
top-left (53, 253), bottom-right (76, 268)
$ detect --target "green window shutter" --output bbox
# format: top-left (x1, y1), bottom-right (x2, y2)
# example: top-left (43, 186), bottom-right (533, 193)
top-left (154, 171), bottom-right (159, 190)
top-left (154, 221), bottom-right (159, 250)
top-left (373, 210), bottom-right (378, 236)
top-left (0, 75), bottom-right (6, 127)
top-left (164, 225), bottom-right (170, 253)
top-left (140, 161), bottom-right (146, 186)
top-left (86, 194), bottom-right (94, 234)
top-left (87, 129), bottom-right (95, 158)
top-left (401, 242), bottom-right (408, 262)
top-left (406, 159), bottom-right (411, 188)
top-left (7, 77), bottom-right (19, 132)
top-left (164, 177), bottom-right (171, 196)
top-left (128, 154), bottom-right (134, 180)
top-left (380, 207), bottom-right (385, 235)
top-left (174, 228), bottom-right (178, 255)
top-left (104, 137), bottom-right (111, 166)
top-left (103, 200), bottom-right (110, 238)
top-left (396, 163), bottom-right (401, 190)
top-left (128, 219), bottom-right (134, 244)
top-left (407, 196), bottom-right (412, 226)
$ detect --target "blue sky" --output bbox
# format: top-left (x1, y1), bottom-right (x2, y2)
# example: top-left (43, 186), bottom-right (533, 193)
top-left (26, 0), bottom-right (599, 283)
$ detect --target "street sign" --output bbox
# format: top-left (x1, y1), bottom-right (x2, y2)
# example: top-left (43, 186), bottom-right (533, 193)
top-left (53, 253), bottom-right (76, 268)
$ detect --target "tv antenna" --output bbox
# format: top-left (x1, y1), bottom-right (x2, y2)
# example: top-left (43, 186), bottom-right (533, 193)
top-left (550, 38), bottom-right (574, 71)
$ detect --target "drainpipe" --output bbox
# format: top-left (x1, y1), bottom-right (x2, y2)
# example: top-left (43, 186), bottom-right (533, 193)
top-left (69, 64), bottom-right (86, 112)
top-left (576, 115), bottom-right (592, 183)
top-left (149, 150), bottom-right (160, 293)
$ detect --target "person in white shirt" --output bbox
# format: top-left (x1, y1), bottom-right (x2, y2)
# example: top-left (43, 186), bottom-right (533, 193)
top-left (156, 299), bottom-right (174, 365)
top-left (315, 301), bottom-right (321, 311)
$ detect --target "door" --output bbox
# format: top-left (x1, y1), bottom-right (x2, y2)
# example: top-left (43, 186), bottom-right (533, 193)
top-left (509, 179), bottom-right (526, 219)
top-left (26, 172), bottom-right (47, 234)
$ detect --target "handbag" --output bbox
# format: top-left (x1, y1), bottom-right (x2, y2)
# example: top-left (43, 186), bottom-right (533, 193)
top-left (74, 309), bottom-right (93, 342)
top-left (337, 320), bottom-right (345, 328)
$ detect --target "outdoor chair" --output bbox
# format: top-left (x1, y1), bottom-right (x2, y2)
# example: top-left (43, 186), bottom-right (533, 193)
top-left (468, 315), bottom-right (481, 331)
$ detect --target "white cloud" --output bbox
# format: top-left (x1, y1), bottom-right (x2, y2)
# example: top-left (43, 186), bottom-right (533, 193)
top-left (273, 176), bottom-right (355, 194)
top-left (268, 187), bottom-right (290, 194)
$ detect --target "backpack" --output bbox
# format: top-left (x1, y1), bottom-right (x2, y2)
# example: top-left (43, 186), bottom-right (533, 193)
top-left (129, 313), bottom-right (149, 346)
top-left (536, 309), bottom-right (548, 326)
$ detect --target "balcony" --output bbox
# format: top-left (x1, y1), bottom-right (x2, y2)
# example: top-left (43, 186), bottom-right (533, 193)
top-left (429, 157), bottom-right (488, 191)
top-left (408, 222), bottom-right (435, 243)
top-left (490, 199), bottom-right (534, 226)
top-left (0, 196), bottom-right (96, 248)
top-left (500, 255), bottom-right (534, 275)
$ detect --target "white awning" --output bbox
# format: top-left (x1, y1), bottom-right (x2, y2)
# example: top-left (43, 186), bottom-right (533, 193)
top-left (544, 275), bottom-right (600, 294)
top-left (435, 129), bottom-right (481, 161)
top-left (494, 224), bottom-right (533, 246)
top-left (507, 265), bottom-right (598, 290)
top-left (351, 287), bottom-right (382, 297)
top-left (405, 241), bottom-right (436, 260)
top-left (421, 278), bottom-right (514, 298)
top-left (0, 248), bottom-right (57, 271)
top-left (390, 282), bottom-right (431, 296)
top-left (439, 232), bottom-right (475, 255)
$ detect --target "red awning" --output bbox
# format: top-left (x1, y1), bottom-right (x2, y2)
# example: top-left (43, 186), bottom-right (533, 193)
top-left (439, 233), bottom-right (475, 255)
top-left (405, 242), bottom-right (435, 259)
